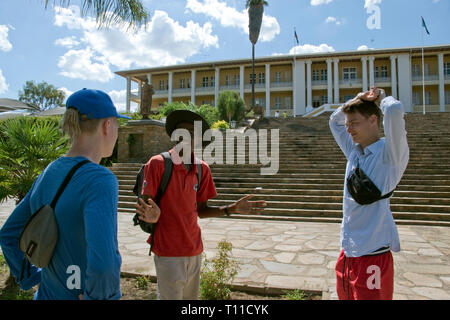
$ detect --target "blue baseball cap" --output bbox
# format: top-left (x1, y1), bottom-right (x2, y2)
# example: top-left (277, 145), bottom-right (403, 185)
top-left (66, 88), bottom-right (131, 121)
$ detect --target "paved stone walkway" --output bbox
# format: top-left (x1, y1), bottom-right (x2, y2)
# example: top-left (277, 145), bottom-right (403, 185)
top-left (2, 199), bottom-right (450, 300)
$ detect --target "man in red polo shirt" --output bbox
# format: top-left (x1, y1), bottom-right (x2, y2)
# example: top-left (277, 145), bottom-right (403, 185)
top-left (135, 110), bottom-right (266, 300)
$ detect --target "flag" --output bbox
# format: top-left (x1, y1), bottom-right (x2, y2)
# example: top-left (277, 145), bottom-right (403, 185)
top-left (294, 29), bottom-right (299, 45)
top-left (421, 16), bottom-right (430, 35)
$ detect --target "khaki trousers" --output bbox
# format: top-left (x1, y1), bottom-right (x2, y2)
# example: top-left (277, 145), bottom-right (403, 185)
top-left (153, 254), bottom-right (202, 300)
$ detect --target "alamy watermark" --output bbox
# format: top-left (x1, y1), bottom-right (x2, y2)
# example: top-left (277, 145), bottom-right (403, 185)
top-left (171, 121), bottom-right (280, 176)
top-left (366, 1), bottom-right (381, 30)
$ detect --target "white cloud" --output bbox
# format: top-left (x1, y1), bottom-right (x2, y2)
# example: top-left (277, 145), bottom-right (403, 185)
top-left (54, 36), bottom-right (80, 48)
top-left (0, 69), bottom-right (9, 94)
top-left (357, 45), bottom-right (374, 51)
top-left (311, 0), bottom-right (333, 6)
top-left (186, 0), bottom-right (280, 42)
top-left (58, 87), bottom-right (74, 103)
top-left (289, 43), bottom-right (335, 55)
top-left (53, 5), bottom-right (219, 81)
top-left (325, 16), bottom-right (343, 26)
top-left (0, 25), bottom-right (13, 52)
top-left (57, 48), bottom-right (114, 82)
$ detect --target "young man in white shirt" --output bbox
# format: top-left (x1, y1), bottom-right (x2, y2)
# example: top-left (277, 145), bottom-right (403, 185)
top-left (329, 87), bottom-right (409, 300)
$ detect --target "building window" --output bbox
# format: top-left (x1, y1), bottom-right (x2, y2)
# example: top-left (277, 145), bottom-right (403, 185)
top-left (179, 79), bottom-right (185, 89)
top-left (446, 91), bottom-right (450, 104)
top-left (210, 76), bottom-right (215, 87)
top-left (375, 66), bottom-right (388, 78)
top-left (255, 98), bottom-right (265, 107)
top-left (202, 77), bottom-right (208, 87)
top-left (259, 72), bottom-right (265, 84)
top-left (275, 72), bottom-right (282, 82)
top-left (343, 68), bottom-right (357, 80)
top-left (313, 96), bottom-right (320, 108)
top-left (426, 91), bottom-right (432, 105)
top-left (250, 73), bottom-right (256, 84)
top-left (274, 97), bottom-right (281, 109)
top-left (234, 74), bottom-right (240, 85)
top-left (412, 64), bottom-right (420, 77)
top-left (159, 80), bottom-right (165, 90)
top-left (413, 92), bottom-right (420, 105)
top-left (284, 71), bottom-right (291, 82)
top-left (284, 97), bottom-right (291, 108)
top-left (225, 75), bottom-right (231, 86)
top-left (320, 69), bottom-right (327, 81)
top-left (444, 63), bottom-right (450, 76)
top-left (312, 70), bottom-right (320, 81)
top-left (321, 95), bottom-right (328, 105)
top-left (343, 95), bottom-right (354, 103)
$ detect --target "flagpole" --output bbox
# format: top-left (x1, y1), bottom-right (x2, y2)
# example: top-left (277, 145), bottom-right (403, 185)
top-left (421, 19), bottom-right (426, 115)
top-left (293, 28), bottom-right (297, 118)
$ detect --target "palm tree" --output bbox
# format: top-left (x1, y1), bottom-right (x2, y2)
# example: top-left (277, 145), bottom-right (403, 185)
top-left (0, 117), bottom-right (70, 204)
top-left (246, 0), bottom-right (268, 114)
top-left (42, 0), bottom-right (149, 29)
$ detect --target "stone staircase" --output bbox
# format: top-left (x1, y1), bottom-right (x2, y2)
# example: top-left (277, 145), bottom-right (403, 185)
top-left (111, 112), bottom-right (450, 227)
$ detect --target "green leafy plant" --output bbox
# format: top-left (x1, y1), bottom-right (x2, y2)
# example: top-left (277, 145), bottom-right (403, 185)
top-left (210, 120), bottom-right (230, 130)
top-left (217, 91), bottom-right (246, 123)
top-left (0, 116), bottom-right (70, 203)
top-left (281, 289), bottom-right (307, 300)
top-left (200, 239), bottom-right (240, 300)
top-left (135, 275), bottom-right (151, 290)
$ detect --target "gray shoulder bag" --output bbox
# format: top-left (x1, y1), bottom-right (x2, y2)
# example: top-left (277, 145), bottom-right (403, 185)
top-left (18, 159), bottom-right (90, 281)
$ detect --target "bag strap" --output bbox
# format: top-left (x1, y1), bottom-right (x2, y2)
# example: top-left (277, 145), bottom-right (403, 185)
top-left (154, 152), bottom-right (174, 204)
top-left (50, 160), bottom-right (90, 209)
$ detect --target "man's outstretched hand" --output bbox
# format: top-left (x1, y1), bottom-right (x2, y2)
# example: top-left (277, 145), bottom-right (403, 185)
top-left (230, 194), bottom-right (267, 215)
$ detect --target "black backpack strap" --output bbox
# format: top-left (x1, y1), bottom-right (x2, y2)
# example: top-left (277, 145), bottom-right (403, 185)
top-left (196, 159), bottom-right (202, 190)
top-left (133, 165), bottom-right (145, 198)
top-left (50, 160), bottom-right (90, 209)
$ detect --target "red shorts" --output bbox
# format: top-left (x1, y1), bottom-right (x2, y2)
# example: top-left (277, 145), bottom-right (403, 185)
top-left (335, 249), bottom-right (394, 300)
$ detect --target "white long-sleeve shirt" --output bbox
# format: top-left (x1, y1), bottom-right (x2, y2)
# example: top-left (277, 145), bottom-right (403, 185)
top-left (329, 96), bottom-right (410, 257)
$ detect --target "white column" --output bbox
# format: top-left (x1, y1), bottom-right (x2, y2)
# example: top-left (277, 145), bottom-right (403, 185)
top-left (215, 67), bottom-right (220, 107)
top-left (327, 59), bottom-right (333, 104)
top-left (265, 64), bottom-right (271, 116)
top-left (390, 56), bottom-right (398, 99)
top-left (438, 53), bottom-right (445, 112)
top-left (294, 60), bottom-right (306, 116)
top-left (147, 73), bottom-right (152, 84)
top-left (369, 56), bottom-right (375, 89)
top-left (333, 59), bottom-right (340, 104)
top-left (240, 66), bottom-right (245, 100)
top-left (126, 76), bottom-right (131, 113)
top-left (397, 54), bottom-right (413, 112)
top-left (306, 60), bottom-right (312, 109)
top-left (361, 57), bottom-right (368, 92)
top-left (191, 69), bottom-right (196, 105)
top-left (168, 72), bottom-right (173, 104)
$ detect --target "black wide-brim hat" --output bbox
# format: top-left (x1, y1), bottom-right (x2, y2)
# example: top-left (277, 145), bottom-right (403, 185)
top-left (165, 109), bottom-right (210, 137)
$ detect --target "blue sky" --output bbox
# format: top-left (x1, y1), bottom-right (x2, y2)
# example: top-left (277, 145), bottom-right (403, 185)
top-left (0, 0), bottom-right (449, 111)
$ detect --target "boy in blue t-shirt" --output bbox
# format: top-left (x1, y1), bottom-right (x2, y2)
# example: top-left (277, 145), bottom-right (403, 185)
top-left (0, 89), bottom-right (130, 299)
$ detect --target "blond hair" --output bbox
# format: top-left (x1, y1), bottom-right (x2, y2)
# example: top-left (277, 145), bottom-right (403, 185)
top-left (61, 108), bottom-right (102, 143)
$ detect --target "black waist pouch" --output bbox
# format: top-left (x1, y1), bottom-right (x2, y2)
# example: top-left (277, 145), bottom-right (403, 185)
top-left (347, 166), bottom-right (395, 205)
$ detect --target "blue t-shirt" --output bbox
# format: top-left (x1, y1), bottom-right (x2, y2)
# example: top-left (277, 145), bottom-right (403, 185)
top-left (0, 156), bottom-right (122, 300)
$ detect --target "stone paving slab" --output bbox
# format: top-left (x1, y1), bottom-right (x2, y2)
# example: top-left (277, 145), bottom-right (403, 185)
top-left (2, 198), bottom-right (450, 300)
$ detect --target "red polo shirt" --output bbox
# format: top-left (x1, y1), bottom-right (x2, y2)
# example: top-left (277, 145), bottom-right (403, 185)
top-left (142, 148), bottom-right (218, 257)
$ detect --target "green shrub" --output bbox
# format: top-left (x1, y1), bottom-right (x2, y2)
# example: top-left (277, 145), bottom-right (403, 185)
top-left (200, 239), bottom-right (240, 300)
top-left (281, 289), bottom-right (307, 300)
top-left (217, 91), bottom-right (246, 123)
top-left (210, 120), bottom-right (230, 130)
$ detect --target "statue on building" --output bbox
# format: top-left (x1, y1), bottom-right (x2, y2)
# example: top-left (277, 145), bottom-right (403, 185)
top-left (140, 79), bottom-right (155, 119)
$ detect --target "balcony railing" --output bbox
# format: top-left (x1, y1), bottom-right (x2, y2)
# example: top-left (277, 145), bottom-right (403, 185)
top-left (219, 84), bottom-right (240, 91)
top-left (412, 74), bottom-right (439, 82)
top-left (154, 89), bottom-right (168, 95)
top-left (173, 88), bottom-right (191, 94)
top-left (271, 81), bottom-right (292, 88)
top-left (311, 80), bottom-right (328, 86)
top-left (374, 77), bottom-right (391, 83)
top-left (339, 78), bottom-right (362, 86)
top-left (245, 83), bottom-right (266, 90)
